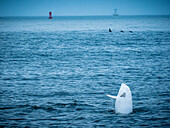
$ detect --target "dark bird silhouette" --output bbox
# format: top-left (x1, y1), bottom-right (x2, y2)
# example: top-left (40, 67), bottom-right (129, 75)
top-left (109, 28), bottom-right (112, 32)
top-left (120, 30), bottom-right (124, 33)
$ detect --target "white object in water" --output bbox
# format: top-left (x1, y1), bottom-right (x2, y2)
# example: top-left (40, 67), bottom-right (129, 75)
top-left (107, 83), bottom-right (133, 114)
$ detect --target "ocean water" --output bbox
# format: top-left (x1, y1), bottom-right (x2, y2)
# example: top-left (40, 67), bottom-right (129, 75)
top-left (0, 16), bottom-right (170, 127)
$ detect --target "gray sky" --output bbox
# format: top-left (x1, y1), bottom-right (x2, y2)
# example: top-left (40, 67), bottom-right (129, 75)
top-left (0, 0), bottom-right (170, 16)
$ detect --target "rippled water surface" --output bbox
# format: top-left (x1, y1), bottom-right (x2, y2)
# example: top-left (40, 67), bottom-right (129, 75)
top-left (0, 16), bottom-right (170, 127)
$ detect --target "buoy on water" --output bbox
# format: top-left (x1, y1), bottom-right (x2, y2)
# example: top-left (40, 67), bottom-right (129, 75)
top-left (49, 12), bottom-right (53, 19)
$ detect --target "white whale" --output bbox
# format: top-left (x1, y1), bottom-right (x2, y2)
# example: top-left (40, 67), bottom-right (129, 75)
top-left (107, 83), bottom-right (133, 114)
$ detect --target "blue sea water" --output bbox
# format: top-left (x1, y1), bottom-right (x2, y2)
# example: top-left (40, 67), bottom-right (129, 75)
top-left (0, 16), bottom-right (170, 127)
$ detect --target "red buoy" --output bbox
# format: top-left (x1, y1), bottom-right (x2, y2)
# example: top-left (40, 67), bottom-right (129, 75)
top-left (49, 12), bottom-right (53, 19)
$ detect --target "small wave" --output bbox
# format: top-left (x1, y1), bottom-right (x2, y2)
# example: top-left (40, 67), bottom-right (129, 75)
top-left (158, 92), bottom-right (170, 97)
top-left (0, 104), bottom-right (58, 113)
top-left (55, 102), bottom-right (78, 108)
top-left (27, 91), bottom-right (72, 98)
top-left (21, 77), bottom-right (40, 81)
top-left (0, 104), bottom-right (29, 110)
top-left (133, 107), bottom-right (150, 114)
top-left (2, 77), bottom-right (18, 80)
top-left (0, 107), bottom-right (15, 110)
top-left (31, 105), bottom-right (57, 111)
top-left (74, 117), bottom-right (86, 120)
top-left (83, 92), bottom-right (104, 95)
top-left (8, 118), bottom-right (26, 121)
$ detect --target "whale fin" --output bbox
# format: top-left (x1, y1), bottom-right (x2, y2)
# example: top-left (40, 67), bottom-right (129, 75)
top-left (107, 95), bottom-right (117, 99)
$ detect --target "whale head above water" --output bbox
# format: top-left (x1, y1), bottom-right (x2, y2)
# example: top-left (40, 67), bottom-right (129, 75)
top-left (107, 83), bottom-right (133, 114)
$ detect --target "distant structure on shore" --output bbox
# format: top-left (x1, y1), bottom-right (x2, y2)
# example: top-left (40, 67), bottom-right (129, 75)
top-left (49, 12), bottom-right (53, 19)
top-left (113, 9), bottom-right (118, 16)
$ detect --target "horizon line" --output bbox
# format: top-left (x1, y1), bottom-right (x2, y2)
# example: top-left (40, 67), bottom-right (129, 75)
top-left (0, 14), bottom-right (170, 17)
